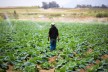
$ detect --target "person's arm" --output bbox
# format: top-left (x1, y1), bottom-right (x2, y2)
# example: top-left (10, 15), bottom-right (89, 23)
top-left (48, 36), bottom-right (50, 41)
top-left (57, 29), bottom-right (60, 42)
top-left (57, 35), bottom-right (60, 42)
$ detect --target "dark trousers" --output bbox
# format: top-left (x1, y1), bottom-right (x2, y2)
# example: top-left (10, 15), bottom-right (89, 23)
top-left (50, 39), bottom-right (56, 51)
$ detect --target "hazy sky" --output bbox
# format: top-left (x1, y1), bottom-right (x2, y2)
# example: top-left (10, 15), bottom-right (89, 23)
top-left (0, 0), bottom-right (108, 8)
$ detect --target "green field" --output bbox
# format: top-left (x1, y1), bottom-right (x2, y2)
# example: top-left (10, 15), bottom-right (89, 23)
top-left (0, 20), bottom-right (108, 72)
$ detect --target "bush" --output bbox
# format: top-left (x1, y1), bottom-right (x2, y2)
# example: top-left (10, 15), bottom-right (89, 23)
top-left (0, 13), bottom-right (5, 22)
top-left (96, 13), bottom-right (108, 18)
top-left (49, 13), bottom-right (61, 17)
top-left (0, 16), bottom-right (4, 22)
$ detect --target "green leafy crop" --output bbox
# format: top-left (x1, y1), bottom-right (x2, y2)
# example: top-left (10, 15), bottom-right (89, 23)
top-left (0, 20), bottom-right (108, 72)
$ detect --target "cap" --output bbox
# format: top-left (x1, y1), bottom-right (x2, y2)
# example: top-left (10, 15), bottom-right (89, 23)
top-left (51, 22), bottom-right (55, 25)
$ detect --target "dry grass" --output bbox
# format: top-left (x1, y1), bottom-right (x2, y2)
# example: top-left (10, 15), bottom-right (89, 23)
top-left (0, 8), bottom-right (107, 23)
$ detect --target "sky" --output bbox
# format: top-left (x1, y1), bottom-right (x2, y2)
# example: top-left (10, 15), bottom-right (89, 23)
top-left (0, 0), bottom-right (108, 8)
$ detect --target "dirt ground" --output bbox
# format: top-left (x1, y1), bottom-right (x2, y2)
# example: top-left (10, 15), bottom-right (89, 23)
top-left (6, 54), bottom-right (108, 72)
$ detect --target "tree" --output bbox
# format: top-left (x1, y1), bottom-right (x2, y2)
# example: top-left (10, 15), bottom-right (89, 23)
top-left (87, 5), bottom-right (92, 8)
top-left (42, 2), bottom-right (49, 9)
top-left (76, 5), bottom-right (81, 8)
top-left (42, 1), bottom-right (60, 9)
top-left (49, 1), bottom-right (59, 8)
top-left (101, 4), bottom-right (107, 8)
top-left (76, 4), bottom-right (108, 8)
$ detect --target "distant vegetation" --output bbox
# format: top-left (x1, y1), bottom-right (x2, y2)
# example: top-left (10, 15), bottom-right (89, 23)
top-left (42, 1), bottom-right (60, 9)
top-left (0, 7), bottom-right (108, 21)
top-left (76, 4), bottom-right (108, 8)
top-left (96, 13), bottom-right (108, 18)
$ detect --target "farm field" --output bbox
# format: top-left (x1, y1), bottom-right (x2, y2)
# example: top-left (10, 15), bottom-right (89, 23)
top-left (0, 8), bottom-right (108, 22)
top-left (0, 20), bottom-right (108, 72)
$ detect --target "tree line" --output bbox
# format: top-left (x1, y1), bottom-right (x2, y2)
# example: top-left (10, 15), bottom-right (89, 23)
top-left (42, 1), bottom-right (60, 9)
top-left (41, 1), bottom-right (108, 9)
top-left (76, 4), bottom-right (108, 8)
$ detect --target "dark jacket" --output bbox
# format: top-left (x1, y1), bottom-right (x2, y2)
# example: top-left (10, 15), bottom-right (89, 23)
top-left (49, 25), bottom-right (59, 39)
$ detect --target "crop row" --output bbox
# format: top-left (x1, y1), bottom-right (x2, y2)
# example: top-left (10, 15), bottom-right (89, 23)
top-left (0, 20), bottom-right (108, 72)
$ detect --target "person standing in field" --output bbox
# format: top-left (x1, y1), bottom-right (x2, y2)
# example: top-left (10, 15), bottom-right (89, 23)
top-left (48, 23), bottom-right (59, 51)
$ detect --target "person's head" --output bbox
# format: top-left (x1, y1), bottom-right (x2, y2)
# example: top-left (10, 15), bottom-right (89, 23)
top-left (51, 22), bottom-right (55, 28)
